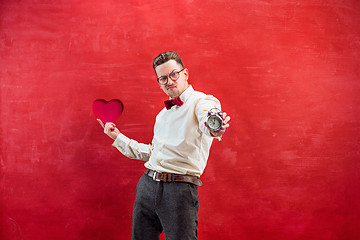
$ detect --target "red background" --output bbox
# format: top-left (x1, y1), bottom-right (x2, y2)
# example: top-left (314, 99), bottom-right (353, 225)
top-left (1, 0), bottom-right (360, 239)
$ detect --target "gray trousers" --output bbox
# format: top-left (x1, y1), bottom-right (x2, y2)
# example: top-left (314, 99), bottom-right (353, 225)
top-left (132, 174), bottom-right (200, 240)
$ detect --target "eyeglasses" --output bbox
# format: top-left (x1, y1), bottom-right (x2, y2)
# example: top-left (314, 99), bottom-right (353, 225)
top-left (157, 69), bottom-right (185, 85)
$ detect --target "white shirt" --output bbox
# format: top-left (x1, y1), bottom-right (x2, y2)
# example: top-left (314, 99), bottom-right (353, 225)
top-left (112, 85), bottom-right (221, 177)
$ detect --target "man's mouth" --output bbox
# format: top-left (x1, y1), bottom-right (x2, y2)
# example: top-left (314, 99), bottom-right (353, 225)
top-left (167, 85), bottom-right (176, 90)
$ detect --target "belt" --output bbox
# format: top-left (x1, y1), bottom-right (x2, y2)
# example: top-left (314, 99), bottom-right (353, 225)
top-left (145, 169), bottom-right (203, 186)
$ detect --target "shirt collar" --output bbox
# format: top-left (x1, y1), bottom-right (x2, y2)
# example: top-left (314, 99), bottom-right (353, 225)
top-left (177, 85), bottom-right (194, 104)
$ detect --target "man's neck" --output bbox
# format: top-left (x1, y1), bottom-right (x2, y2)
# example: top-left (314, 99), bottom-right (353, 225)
top-left (170, 85), bottom-right (190, 100)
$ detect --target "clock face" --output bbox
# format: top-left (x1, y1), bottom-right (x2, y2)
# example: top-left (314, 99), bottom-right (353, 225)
top-left (208, 115), bottom-right (222, 131)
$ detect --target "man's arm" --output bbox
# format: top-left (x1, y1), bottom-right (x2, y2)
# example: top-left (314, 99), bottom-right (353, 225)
top-left (195, 96), bottom-right (231, 140)
top-left (97, 119), bottom-right (151, 161)
top-left (98, 119), bottom-right (120, 140)
top-left (207, 112), bottom-right (231, 138)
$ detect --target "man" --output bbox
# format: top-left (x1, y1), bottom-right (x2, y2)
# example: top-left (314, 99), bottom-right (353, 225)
top-left (97, 51), bottom-right (230, 240)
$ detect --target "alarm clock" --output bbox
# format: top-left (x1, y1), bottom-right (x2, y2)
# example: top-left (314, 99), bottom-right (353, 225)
top-left (206, 108), bottom-right (223, 132)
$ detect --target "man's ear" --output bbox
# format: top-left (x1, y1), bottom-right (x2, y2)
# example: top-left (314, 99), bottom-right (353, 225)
top-left (183, 68), bottom-right (189, 81)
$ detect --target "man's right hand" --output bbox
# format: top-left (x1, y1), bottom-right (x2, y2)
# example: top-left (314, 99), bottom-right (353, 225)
top-left (97, 119), bottom-right (120, 140)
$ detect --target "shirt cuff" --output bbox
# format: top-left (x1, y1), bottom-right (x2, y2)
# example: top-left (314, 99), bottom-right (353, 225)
top-left (209, 131), bottom-right (222, 141)
top-left (112, 132), bottom-right (131, 149)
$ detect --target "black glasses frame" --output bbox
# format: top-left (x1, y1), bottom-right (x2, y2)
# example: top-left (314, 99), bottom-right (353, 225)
top-left (157, 69), bottom-right (185, 85)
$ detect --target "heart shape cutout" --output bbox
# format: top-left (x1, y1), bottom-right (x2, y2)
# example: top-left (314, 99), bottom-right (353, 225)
top-left (92, 99), bottom-right (124, 123)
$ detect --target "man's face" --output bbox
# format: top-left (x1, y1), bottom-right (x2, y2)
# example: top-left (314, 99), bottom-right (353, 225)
top-left (155, 60), bottom-right (189, 99)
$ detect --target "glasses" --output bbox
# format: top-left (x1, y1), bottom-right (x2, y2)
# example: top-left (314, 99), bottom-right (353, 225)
top-left (157, 69), bottom-right (185, 85)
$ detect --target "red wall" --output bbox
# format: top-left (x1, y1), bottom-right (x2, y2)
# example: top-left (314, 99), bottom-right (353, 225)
top-left (1, 1), bottom-right (360, 239)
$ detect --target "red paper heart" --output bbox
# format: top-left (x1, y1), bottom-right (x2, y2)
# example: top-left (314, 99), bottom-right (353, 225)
top-left (92, 99), bottom-right (124, 123)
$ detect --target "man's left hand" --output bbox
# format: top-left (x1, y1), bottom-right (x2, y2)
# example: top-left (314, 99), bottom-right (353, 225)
top-left (206, 112), bottom-right (231, 138)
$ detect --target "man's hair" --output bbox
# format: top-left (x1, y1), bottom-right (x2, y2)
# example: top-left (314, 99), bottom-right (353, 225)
top-left (152, 51), bottom-right (184, 71)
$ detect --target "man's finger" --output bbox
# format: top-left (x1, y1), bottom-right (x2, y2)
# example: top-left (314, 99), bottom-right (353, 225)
top-left (222, 123), bottom-right (230, 129)
top-left (97, 119), bottom-right (105, 128)
top-left (223, 116), bottom-right (231, 124)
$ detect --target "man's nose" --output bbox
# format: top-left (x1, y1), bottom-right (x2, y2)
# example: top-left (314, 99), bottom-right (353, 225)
top-left (167, 77), bottom-right (175, 85)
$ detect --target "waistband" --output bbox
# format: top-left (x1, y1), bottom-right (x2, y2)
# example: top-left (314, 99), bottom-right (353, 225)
top-left (145, 169), bottom-right (203, 186)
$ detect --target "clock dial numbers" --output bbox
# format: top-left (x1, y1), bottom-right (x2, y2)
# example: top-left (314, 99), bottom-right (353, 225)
top-left (207, 115), bottom-right (223, 131)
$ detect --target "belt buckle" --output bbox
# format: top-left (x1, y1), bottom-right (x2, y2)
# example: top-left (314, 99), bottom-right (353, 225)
top-left (153, 172), bottom-right (160, 182)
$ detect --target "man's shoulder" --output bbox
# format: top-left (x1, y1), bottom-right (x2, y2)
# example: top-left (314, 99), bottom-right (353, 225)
top-left (191, 88), bottom-right (209, 99)
top-left (191, 89), bottom-right (218, 102)
top-left (190, 88), bottom-right (221, 110)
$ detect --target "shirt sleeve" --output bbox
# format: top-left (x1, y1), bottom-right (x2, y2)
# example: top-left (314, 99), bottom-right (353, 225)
top-left (112, 132), bottom-right (152, 161)
top-left (195, 95), bottom-right (222, 140)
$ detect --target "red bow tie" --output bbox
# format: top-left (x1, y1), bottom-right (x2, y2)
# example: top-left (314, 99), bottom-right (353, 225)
top-left (164, 97), bottom-right (183, 110)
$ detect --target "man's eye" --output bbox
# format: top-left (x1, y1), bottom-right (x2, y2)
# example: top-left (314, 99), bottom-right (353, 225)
top-left (170, 72), bottom-right (178, 79)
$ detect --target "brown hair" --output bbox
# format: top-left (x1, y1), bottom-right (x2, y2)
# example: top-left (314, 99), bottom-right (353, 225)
top-left (152, 51), bottom-right (184, 71)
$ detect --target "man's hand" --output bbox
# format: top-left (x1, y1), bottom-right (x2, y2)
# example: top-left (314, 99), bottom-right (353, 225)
top-left (206, 112), bottom-right (231, 138)
top-left (97, 119), bottom-right (120, 140)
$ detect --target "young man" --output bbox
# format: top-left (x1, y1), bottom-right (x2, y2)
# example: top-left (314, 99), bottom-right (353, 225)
top-left (98, 51), bottom-right (230, 240)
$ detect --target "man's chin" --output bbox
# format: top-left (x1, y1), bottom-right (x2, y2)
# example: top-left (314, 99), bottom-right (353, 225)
top-left (166, 91), bottom-right (179, 98)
